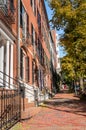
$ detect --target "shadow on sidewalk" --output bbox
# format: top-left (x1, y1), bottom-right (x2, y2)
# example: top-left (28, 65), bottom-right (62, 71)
top-left (43, 96), bottom-right (86, 117)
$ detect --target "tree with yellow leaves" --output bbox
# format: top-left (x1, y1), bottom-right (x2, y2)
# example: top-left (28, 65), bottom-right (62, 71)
top-left (48, 0), bottom-right (86, 87)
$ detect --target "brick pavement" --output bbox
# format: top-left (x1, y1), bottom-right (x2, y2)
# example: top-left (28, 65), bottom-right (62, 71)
top-left (11, 92), bottom-right (86, 130)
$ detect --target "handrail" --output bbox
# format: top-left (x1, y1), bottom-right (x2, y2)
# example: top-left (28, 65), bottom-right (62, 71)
top-left (0, 70), bottom-right (19, 83)
top-left (0, 77), bottom-right (17, 88)
top-left (25, 86), bottom-right (34, 96)
top-left (0, 86), bottom-right (21, 129)
top-left (0, 71), bottom-right (36, 95)
top-left (19, 81), bottom-right (35, 95)
top-left (0, 70), bottom-right (21, 89)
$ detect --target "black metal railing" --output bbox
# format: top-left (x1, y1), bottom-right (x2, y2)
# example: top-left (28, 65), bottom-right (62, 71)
top-left (0, 89), bottom-right (21, 130)
top-left (0, 71), bottom-right (21, 130)
top-left (0, 71), bottom-right (19, 89)
top-left (0, 0), bottom-right (8, 14)
top-left (0, 0), bottom-right (15, 23)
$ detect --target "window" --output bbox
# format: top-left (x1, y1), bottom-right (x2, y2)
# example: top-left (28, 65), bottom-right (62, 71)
top-left (31, 24), bottom-right (35, 45)
top-left (20, 1), bottom-right (28, 39)
top-left (20, 0), bottom-right (23, 27)
top-left (10, 0), bottom-right (15, 12)
top-left (42, 49), bottom-right (44, 65)
top-left (37, 40), bottom-right (44, 65)
top-left (20, 48), bottom-right (24, 79)
top-left (30, 0), bottom-right (33, 6)
top-left (27, 14), bottom-right (29, 34)
top-left (34, 0), bottom-right (36, 16)
top-left (25, 57), bottom-right (29, 82)
top-left (22, 6), bottom-right (26, 38)
top-left (35, 32), bottom-right (38, 52)
top-left (30, 0), bottom-right (36, 15)
top-left (37, 9), bottom-right (41, 29)
top-left (31, 24), bottom-right (33, 44)
top-left (38, 39), bottom-right (40, 56)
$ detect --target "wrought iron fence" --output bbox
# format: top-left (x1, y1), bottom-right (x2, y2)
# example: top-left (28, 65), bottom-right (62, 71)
top-left (0, 71), bottom-right (21, 130)
top-left (0, 89), bottom-right (21, 130)
top-left (0, 0), bottom-right (15, 23)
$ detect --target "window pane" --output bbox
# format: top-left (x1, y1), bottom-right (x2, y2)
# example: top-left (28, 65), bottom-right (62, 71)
top-left (30, 0), bottom-right (33, 6)
top-left (20, 49), bottom-right (24, 79)
top-left (31, 24), bottom-right (35, 45)
top-left (25, 57), bottom-right (29, 82)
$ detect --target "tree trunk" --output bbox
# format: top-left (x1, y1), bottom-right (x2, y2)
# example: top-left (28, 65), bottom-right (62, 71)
top-left (80, 77), bottom-right (84, 90)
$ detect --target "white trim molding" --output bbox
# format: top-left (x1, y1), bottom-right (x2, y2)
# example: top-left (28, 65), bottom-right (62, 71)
top-left (0, 20), bottom-right (16, 43)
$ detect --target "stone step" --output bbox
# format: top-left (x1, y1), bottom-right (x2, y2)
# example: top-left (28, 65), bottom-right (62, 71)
top-left (21, 97), bottom-right (35, 111)
top-left (21, 103), bottom-right (36, 113)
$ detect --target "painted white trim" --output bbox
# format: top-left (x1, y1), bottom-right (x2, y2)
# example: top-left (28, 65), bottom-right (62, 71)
top-left (0, 46), bottom-right (4, 86)
top-left (6, 41), bottom-right (10, 88)
top-left (0, 28), bottom-right (14, 44)
top-left (10, 44), bottom-right (13, 88)
top-left (0, 20), bottom-right (16, 42)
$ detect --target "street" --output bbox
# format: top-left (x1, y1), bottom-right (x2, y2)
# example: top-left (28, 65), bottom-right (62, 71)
top-left (12, 92), bottom-right (86, 130)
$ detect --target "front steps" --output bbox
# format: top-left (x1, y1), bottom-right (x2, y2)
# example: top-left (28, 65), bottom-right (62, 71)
top-left (20, 83), bottom-right (49, 120)
top-left (21, 97), bottom-right (41, 120)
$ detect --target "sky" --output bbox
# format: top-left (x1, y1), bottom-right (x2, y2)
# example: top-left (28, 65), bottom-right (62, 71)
top-left (45, 1), bottom-right (66, 58)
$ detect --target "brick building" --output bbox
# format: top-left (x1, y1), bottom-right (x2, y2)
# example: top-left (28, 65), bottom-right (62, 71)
top-left (49, 30), bottom-right (58, 93)
top-left (0, 0), bottom-right (57, 105)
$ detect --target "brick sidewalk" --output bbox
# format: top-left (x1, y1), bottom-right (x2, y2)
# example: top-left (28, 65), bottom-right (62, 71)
top-left (11, 93), bottom-right (86, 130)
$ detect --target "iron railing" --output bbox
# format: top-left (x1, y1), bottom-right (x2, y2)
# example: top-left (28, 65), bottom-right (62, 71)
top-left (0, 71), bottom-right (18, 89)
top-left (0, 0), bottom-right (15, 23)
top-left (0, 89), bottom-right (21, 130)
top-left (0, 71), bottom-right (21, 130)
top-left (0, 0), bottom-right (7, 14)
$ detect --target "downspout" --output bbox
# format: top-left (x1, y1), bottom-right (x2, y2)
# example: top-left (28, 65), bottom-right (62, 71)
top-left (17, 0), bottom-right (20, 81)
